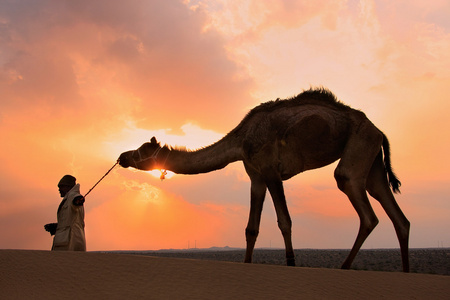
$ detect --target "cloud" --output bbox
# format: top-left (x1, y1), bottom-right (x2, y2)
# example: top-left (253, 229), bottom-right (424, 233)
top-left (1, 0), bottom-right (254, 133)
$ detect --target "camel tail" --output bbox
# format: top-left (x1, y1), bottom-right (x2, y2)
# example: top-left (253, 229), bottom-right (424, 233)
top-left (381, 132), bottom-right (401, 194)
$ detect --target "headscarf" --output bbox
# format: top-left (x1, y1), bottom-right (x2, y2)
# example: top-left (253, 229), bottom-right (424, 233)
top-left (58, 175), bottom-right (76, 187)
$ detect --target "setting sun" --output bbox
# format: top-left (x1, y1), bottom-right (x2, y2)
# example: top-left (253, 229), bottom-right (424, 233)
top-left (147, 170), bottom-right (176, 180)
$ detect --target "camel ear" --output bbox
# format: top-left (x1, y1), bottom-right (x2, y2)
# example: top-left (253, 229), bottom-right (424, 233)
top-left (150, 137), bottom-right (158, 144)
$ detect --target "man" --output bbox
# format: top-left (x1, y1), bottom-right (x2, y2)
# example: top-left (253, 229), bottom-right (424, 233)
top-left (44, 175), bottom-right (86, 251)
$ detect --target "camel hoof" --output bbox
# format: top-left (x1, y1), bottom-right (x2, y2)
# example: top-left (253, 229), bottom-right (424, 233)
top-left (286, 258), bottom-right (296, 267)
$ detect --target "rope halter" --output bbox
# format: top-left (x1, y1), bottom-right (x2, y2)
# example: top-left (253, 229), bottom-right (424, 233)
top-left (131, 146), bottom-right (170, 180)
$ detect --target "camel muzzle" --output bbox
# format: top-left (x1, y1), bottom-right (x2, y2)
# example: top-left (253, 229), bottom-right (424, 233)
top-left (118, 151), bottom-right (134, 168)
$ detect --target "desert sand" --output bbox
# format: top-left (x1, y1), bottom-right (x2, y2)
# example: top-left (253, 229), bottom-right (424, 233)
top-left (1, 249), bottom-right (448, 299)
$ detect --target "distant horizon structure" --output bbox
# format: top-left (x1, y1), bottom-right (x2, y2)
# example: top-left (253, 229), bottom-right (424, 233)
top-left (187, 240), bottom-right (197, 249)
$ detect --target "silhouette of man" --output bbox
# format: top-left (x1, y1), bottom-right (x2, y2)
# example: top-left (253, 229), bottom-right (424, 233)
top-left (44, 175), bottom-right (86, 251)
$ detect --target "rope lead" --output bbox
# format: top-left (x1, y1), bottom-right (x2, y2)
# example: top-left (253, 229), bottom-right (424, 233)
top-left (83, 160), bottom-right (119, 198)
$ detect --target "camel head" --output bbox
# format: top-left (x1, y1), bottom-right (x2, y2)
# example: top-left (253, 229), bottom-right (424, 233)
top-left (118, 137), bottom-right (162, 170)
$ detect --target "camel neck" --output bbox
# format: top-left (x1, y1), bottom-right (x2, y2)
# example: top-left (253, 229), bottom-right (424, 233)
top-left (163, 137), bottom-right (242, 174)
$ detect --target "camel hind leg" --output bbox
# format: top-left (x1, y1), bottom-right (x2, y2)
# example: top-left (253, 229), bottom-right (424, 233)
top-left (366, 151), bottom-right (410, 272)
top-left (335, 172), bottom-right (379, 270)
top-left (334, 121), bottom-right (383, 270)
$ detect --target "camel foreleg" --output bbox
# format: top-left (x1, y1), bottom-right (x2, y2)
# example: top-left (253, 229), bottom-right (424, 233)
top-left (266, 179), bottom-right (295, 266)
top-left (244, 177), bottom-right (267, 263)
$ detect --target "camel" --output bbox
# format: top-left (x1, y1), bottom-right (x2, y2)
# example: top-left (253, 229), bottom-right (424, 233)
top-left (118, 88), bottom-right (410, 272)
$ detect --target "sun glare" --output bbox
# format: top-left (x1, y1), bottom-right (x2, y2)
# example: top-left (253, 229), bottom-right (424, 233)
top-left (147, 170), bottom-right (175, 180)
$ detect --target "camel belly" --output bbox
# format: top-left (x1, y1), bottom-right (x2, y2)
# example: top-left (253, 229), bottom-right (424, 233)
top-left (277, 111), bottom-right (350, 179)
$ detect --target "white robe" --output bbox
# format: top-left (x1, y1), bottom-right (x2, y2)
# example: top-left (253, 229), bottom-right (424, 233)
top-left (52, 184), bottom-right (86, 251)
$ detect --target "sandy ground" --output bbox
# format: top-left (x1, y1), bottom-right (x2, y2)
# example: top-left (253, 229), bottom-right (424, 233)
top-left (1, 250), bottom-right (449, 299)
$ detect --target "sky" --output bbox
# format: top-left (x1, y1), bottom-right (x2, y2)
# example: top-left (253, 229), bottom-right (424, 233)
top-left (1, 0), bottom-right (449, 252)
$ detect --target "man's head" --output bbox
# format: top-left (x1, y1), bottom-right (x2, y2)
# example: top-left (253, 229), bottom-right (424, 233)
top-left (58, 175), bottom-right (76, 197)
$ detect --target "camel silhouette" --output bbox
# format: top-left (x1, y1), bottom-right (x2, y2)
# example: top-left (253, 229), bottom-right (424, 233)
top-left (119, 88), bottom-right (410, 272)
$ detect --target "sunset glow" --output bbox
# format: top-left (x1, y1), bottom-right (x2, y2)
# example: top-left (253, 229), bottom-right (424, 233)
top-left (1, 0), bottom-right (449, 251)
top-left (147, 170), bottom-right (176, 180)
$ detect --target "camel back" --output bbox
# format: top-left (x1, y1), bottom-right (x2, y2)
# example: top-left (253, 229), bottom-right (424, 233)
top-left (230, 88), bottom-right (352, 135)
top-left (249, 88), bottom-right (352, 116)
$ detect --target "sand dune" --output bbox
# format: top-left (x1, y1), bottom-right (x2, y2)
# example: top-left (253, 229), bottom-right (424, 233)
top-left (1, 250), bottom-right (448, 299)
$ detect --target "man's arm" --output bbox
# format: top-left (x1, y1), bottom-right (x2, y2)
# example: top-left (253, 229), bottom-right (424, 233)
top-left (73, 195), bottom-right (85, 206)
top-left (44, 223), bottom-right (57, 235)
